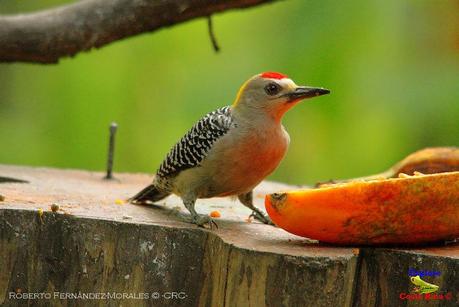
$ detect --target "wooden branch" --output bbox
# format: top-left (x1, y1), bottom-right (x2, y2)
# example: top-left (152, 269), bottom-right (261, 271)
top-left (0, 0), bottom-right (279, 64)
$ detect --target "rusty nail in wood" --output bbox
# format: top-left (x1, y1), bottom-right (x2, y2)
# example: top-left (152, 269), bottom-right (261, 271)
top-left (105, 122), bottom-right (118, 180)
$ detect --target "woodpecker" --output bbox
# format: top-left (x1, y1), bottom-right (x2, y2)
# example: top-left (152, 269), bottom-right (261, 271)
top-left (130, 72), bottom-right (329, 228)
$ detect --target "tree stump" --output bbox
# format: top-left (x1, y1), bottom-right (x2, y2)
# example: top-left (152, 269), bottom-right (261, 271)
top-left (0, 165), bottom-right (457, 306)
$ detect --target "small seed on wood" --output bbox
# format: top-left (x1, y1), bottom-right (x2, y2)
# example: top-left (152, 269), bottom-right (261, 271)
top-left (38, 208), bottom-right (44, 224)
top-left (209, 210), bottom-right (221, 218)
top-left (115, 199), bottom-right (125, 205)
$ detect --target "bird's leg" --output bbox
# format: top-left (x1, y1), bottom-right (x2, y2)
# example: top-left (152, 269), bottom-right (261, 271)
top-left (238, 191), bottom-right (274, 225)
top-left (181, 197), bottom-right (218, 229)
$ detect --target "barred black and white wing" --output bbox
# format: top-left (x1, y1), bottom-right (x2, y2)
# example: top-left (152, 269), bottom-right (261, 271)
top-left (157, 106), bottom-right (235, 178)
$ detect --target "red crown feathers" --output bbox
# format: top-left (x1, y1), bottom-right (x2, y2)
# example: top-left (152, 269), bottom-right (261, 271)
top-left (260, 72), bottom-right (288, 80)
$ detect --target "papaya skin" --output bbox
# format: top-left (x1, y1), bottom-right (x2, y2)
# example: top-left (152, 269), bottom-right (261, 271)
top-left (316, 147), bottom-right (459, 187)
top-left (266, 172), bottom-right (459, 245)
top-left (391, 147), bottom-right (459, 176)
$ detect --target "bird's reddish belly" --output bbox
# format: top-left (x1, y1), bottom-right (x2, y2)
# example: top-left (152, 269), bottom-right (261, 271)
top-left (205, 132), bottom-right (289, 197)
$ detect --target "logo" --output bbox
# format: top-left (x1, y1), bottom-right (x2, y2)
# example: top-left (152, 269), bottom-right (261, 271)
top-left (410, 275), bottom-right (438, 294)
top-left (408, 268), bottom-right (441, 278)
top-left (399, 268), bottom-right (453, 301)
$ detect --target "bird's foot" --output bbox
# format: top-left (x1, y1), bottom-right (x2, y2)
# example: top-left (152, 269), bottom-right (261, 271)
top-left (177, 212), bottom-right (218, 230)
top-left (249, 209), bottom-right (275, 225)
top-left (194, 215), bottom-right (218, 230)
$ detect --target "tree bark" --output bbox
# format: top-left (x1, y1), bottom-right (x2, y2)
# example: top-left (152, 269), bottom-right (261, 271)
top-left (0, 164), bottom-right (357, 306)
top-left (1, 165), bottom-right (458, 306)
top-left (0, 0), bottom-right (279, 64)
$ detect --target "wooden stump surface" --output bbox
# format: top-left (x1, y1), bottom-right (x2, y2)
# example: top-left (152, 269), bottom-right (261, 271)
top-left (0, 165), bottom-right (457, 307)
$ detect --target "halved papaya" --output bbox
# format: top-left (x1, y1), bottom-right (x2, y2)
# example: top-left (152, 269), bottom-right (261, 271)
top-left (388, 147), bottom-right (459, 176)
top-left (265, 172), bottom-right (459, 245)
top-left (316, 147), bottom-right (459, 187)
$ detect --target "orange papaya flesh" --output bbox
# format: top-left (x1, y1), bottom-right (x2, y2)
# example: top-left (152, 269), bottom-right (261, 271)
top-left (265, 172), bottom-right (459, 245)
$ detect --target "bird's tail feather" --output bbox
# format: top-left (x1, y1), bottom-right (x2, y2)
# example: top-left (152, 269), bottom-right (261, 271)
top-left (129, 184), bottom-right (170, 203)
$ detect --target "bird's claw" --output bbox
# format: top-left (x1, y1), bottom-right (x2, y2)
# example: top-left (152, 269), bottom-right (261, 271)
top-left (194, 215), bottom-right (218, 230)
top-left (176, 213), bottom-right (218, 229)
top-left (249, 210), bottom-right (274, 225)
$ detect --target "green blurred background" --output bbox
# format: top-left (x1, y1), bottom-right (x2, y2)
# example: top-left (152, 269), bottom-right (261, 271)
top-left (0, 0), bottom-right (458, 185)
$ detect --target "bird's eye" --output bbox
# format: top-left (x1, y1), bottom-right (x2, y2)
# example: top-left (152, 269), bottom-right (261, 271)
top-left (264, 83), bottom-right (281, 96)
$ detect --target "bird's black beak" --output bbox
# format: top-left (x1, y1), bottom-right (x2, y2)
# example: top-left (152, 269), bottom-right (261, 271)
top-left (284, 86), bottom-right (330, 102)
